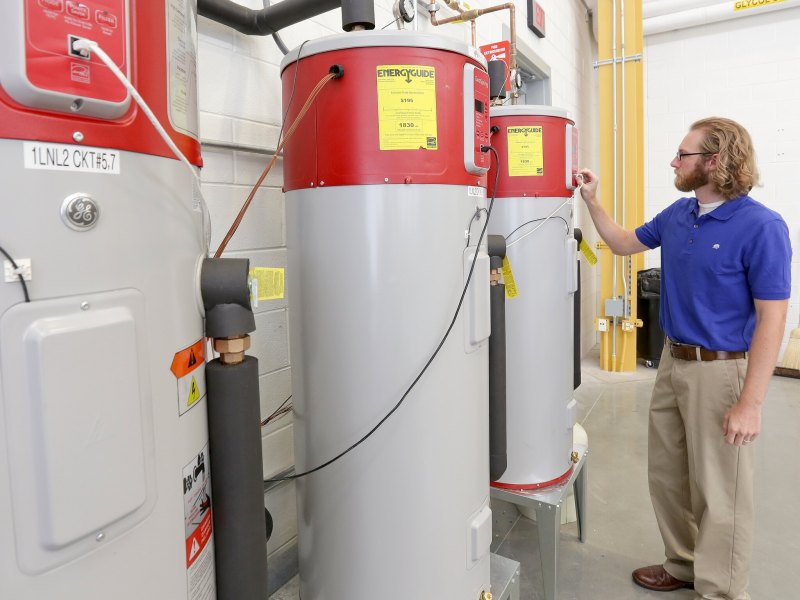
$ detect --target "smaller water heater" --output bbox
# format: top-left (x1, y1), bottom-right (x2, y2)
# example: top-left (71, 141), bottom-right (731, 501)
top-left (488, 105), bottom-right (579, 490)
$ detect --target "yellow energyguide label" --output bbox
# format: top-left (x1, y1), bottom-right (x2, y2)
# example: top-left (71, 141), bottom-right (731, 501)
top-left (579, 239), bottom-right (598, 265)
top-left (376, 65), bottom-right (438, 151)
top-left (501, 256), bottom-right (519, 299)
top-left (250, 267), bottom-right (285, 301)
top-left (506, 125), bottom-right (544, 177)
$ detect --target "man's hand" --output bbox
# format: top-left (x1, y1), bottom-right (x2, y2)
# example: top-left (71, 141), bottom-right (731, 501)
top-left (578, 168), bottom-right (599, 204)
top-left (575, 167), bottom-right (647, 256)
top-left (723, 399), bottom-right (762, 446)
top-left (723, 298), bottom-right (788, 447)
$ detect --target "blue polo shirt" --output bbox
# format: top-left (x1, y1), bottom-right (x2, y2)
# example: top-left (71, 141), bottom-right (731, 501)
top-left (635, 195), bottom-right (792, 351)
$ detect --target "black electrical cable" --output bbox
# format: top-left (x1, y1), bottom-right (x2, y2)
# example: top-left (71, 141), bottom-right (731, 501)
top-left (381, 15), bottom-right (402, 29)
top-left (0, 244), bottom-right (30, 302)
top-left (505, 216), bottom-right (570, 243)
top-left (264, 146), bottom-right (502, 484)
top-left (465, 207), bottom-right (489, 247)
top-left (261, 394), bottom-right (292, 427)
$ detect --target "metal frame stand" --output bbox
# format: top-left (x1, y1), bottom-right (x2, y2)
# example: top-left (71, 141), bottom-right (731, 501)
top-left (491, 552), bottom-right (521, 600)
top-left (490, 442), bottom-right (588, 600)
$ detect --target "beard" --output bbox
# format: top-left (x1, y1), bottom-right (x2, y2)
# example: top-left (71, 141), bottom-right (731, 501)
top-left (674, 161), bottom-right (709, 192)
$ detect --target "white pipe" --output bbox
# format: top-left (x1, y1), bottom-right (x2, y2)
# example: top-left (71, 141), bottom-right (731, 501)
top-left (621, 0), bottom-right (629, 320)
top-left (644, 0), bottom-right (800, 36)
top-left (643, 0), bottom-right (722, 19)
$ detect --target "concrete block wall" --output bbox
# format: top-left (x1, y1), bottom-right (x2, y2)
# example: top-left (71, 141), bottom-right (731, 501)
top-left (643, 6), bottom-right (800, 360)
top-left (196, 1), bottom-right (599, 592)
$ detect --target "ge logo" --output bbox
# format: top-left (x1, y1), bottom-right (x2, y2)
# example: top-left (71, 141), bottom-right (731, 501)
top-left (61, 193), bottom-right (99, 231)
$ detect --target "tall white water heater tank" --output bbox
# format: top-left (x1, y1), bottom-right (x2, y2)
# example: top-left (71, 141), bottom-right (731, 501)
top-left (0, 2), bottom-right (215, 598)
top-left (281, 31), bottom-right (493, 599)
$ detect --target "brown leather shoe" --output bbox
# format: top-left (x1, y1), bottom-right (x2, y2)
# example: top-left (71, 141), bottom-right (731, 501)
top-left (632, 565), bottom-right (694, 591)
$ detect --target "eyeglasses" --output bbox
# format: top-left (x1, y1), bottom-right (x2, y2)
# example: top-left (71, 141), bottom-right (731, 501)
top-left (675, 151), bottom-right (713, 161)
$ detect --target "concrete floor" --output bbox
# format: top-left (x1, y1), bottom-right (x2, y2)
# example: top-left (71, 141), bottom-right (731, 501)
top-left (272, 350), bottom-right (800, 599)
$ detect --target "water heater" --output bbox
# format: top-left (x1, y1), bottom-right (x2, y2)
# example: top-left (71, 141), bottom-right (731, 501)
top-left (488, 105), bottom-right (579, 490)
top-left (0, 2), bottom-right (214, 599)
top-left (281, 31), bottom-right (493, 599)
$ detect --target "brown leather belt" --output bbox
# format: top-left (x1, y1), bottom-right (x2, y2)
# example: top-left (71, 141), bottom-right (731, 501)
top-left (669, 341), bottom-right (746, 362)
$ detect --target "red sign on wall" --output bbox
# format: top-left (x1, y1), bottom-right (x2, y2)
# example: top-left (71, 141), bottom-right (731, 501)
top-left (479, 41), bottom-right (511, 91)
top-left (528, 0), bottom-right (546, 38)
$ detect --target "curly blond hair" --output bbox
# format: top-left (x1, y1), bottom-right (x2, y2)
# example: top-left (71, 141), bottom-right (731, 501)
top-left (690, 117), bottom-right (759, 200)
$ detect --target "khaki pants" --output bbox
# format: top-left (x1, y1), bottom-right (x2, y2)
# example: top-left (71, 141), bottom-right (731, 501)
top-left (649, 344), bottom-right (754, 600)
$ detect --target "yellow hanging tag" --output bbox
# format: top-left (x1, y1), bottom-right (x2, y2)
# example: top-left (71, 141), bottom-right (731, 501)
top-left (501, 256), bottom-right (519, 299)
top-left (579, 239), bottom-right (598, 266)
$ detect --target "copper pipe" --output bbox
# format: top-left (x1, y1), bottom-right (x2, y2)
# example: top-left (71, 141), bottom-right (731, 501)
top-left (429, 2), bottom-right (518, 103)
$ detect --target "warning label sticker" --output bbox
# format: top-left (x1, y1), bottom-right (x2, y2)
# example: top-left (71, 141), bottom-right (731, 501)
top-left (250, 267), bottom-right (285, 301)
top-left (376, 65), bottom-right (438, 151)
top-left (167, 0), bottom-right (200, 138)
top-left (171, 340), bottom-right (206, 416)
top-left (506, 126), bottom-right (544, 177)
top-left (183, 445), bottom-right (215, 600)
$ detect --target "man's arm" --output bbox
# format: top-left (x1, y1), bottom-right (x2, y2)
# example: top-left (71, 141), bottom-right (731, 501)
top-left (723, 298), bottom-right (789, 446)
top-left (578, 169), bottom-right (648, 257)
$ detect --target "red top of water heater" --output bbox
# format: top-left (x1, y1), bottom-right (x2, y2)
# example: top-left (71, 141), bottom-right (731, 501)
top-left (280, 32), bottom-right (490, 191)
top-left (0, 0), bottom-right (201, 166)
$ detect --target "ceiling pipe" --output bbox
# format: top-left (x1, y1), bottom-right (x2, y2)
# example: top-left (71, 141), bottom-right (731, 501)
top-left (197, 0), bottom-right (375, 35)
top-left (642, 0), bottom-right (723, 19)
top-left (643, 0), bottom-right (800, 36)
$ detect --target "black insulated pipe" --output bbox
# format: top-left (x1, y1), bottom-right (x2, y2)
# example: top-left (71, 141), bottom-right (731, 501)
top-left (201, 258), bottom-right (267, 600)
top-left (573, 228), bottom-right (582, 390)
top-left (197, 0), bottom-right (375, 35)
top-left (487, 60), bottom-right (507, 100)
top-left (487, 235), bottom-right (507, 482)
top-left (487, 233), bottom-right (506, 260)
top-left (201, 258), bottom-right (256, 338)
top-left (340, 0), bottom-right (377, 31)
top-left (206, 357), bottom-right (268, 600)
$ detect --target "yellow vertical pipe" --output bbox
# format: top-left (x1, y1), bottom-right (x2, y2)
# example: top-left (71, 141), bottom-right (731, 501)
top-left (597, 0), bottom-right (644, 371)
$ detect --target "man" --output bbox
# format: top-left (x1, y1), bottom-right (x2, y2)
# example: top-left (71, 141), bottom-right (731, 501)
top-left (579, 117), bottom-right (792, 600)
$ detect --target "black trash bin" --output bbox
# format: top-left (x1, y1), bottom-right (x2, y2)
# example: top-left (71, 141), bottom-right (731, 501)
top-left (637, 268), bottom-right (665, 367)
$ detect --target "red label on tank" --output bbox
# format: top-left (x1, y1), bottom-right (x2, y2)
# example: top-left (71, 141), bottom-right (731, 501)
top-left (186, 509), bottom-right (213, 568)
